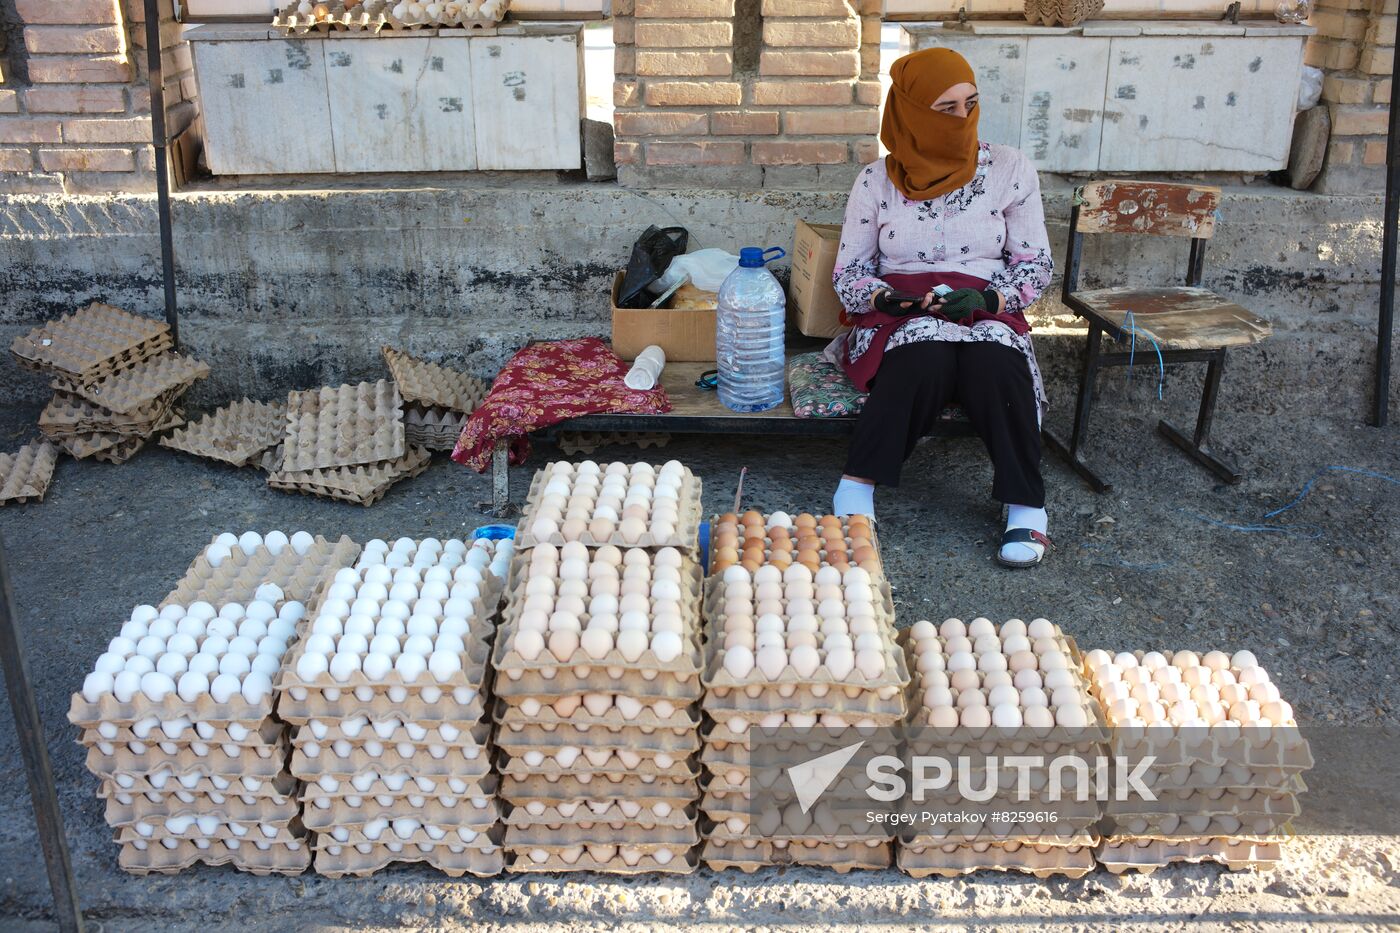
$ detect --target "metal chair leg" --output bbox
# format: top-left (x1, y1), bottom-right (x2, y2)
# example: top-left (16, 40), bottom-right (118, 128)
top-left (1043, 323), bottom-right (1114, 493)
top-left (490, 438), bottom-right (514, 517)
top-left (0, 536), bottom-right (85, 933)
top-left (1157, 350), bottom-right (1243, 484)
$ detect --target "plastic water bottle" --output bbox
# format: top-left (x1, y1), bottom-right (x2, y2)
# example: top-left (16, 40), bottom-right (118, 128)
top-left (716, 246), bottom-right (787, 413)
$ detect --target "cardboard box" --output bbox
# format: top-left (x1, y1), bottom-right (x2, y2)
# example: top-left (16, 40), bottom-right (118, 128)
top-left (611, 273), bottom-right (717, 362)
top-left (788, 220), bottom-right (846, 339)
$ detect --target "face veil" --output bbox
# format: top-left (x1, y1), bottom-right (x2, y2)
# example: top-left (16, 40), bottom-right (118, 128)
top-left (881, 48), bottom-right (980, 202)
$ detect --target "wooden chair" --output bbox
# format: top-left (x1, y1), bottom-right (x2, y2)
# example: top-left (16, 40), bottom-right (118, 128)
top-left (1043, 180), bottom-right (1271, 493)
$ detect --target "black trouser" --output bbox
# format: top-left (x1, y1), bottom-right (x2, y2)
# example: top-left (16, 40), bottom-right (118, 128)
top-left (843, 340), bottom-right (1045, 507)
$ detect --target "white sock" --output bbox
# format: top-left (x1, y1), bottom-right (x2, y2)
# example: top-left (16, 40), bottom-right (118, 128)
top-left (833, 478), bottom-right (876, 519)
top-left (1002, 504), bottom-right (1048, 563)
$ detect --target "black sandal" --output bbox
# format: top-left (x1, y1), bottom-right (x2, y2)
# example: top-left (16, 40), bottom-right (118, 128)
top-left (997, 528), bottom-right (1053, 568)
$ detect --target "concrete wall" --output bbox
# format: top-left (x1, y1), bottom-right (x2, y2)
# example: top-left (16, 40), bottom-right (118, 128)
top-left (1, 179), bottom-right (1393, 423)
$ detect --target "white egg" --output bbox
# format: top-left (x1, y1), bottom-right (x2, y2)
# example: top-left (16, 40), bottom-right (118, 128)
top-left (210, 673), bottom-right (241, 703)
top-left (329, 652), bottom-right (361, 683)
top-left (112, 670), bottom-right (141, 702)
top-left (82, 671), bottom-right (113, 702)
top-left (241, 672), bottom-right (273, 703)
top-left (290, 531), bottom-right (315, 555)
top-left (395, 653), bottom-right (427, 680)
top-left (237, 531), bottom-right (263, 555)
top-left (723, 645), bottom-right (755, 678)
top-left (362, 653), bottom-right (393, 681)
top-left (651, 631), bottom-right (683, 664)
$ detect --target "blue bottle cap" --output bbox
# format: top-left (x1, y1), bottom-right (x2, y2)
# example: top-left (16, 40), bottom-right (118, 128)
top-left (738, 246), bottom-right (788, 268)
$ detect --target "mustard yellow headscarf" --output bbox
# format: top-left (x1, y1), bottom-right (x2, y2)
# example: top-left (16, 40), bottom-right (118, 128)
top-left (881, 48), bottom-right (980, 201)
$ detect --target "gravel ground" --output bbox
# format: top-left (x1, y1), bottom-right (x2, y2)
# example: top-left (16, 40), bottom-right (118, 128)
top-left (0, 391), bottom-right (1397, 931)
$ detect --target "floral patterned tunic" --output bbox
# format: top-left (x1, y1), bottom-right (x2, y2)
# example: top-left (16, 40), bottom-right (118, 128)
top-left (832, 143), bottom-right (1055, 416)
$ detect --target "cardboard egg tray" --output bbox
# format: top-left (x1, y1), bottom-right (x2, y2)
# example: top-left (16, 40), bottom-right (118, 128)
top-left (492, 665), bottom-right (702, 705)
top-left (291, 743), bottom-right (492, 780)
top-left (1102, 809), bottom-right (1299, 840)
top-left (39, 389), bottom-right (181, 438)
top-left (103, 788), bottom-right (301, 828)
top-left (495, 700), bottom-right (699, 735)
top-left (707, 514), bottom-right (883, 579)
top-left (268, 445), bottom-right (432, 507)
top-left (301, 772), bottom-right (495, 805)
top-left (278, 685), bottom-right (488, 725)
top-left (900, 815), bottom-right (1103, 846)
top-left (381, 346), bottom-right (489, 414)
top-left (700, 678), bottom-right (908, 721)
top-left (503, 774), bottom-right (698, 807)
top-left (161, 533), bottom-right (362, 608)
top-left (313, 841), bottom-right (505, 879)
top-left (1093, 836), bottom-right (1283, 873)
top-left (117, 816), bottom-right (306, 847)
top-left (318, 822), bottom-right (501, 850)
top-left (88, 739), bottom-right (290, 780)
top-left (513, 464), bottom-right (704, 552)
top-left (86, 424), bottom-right (175, 465)
top-left (700, 768), bottom-right (870, 799)
top-left (504, 799), bottom-right (696, 830)
top-left (159, 398), bottom-right (287, 468)
top-left (701, 573), bottom-right (899, 634)
top-left (897, 840), bottom-right (1098, 878)
top-left (10, 303), bottom-right (172, 385)
top-left (104, 769), bottom-right (296, 801)
top-left (503, 545), bottom-right (703, 595)
top-left (69, 689), bottom-right (283, 731)
top-left (55, 404), bottom-right (185, 462)
top-left (701, 838), bottom-right (891, 873)
top-left (303, 794), bottom-right (499, 832)
top-left (1129, 760), bottom-right (1305, 794)
top-left (279, 380), bottom-right (406, 474)
top-left (497, 749), bottom-right (698, 782)
top-left (51, 351), bottom-right (209, 415)
top-left (496, 723), bottom-right (700, 757)
top-left (702, 807), bottom-right (892, 846)
top-left (119, 837), bottom-right (311, 875)
top-left (0, 441), bottom-right (58, 505)
top-left (80, 716), bottom-right (284, 751)
top-left (505, 820), bottom-right (697, 848)
top-left (404, 404), bottom-right (468, 452)
top-left (273, 0), bottom-right (506, 37)
top-left (506, 846), bottom-right (697, 874)
top-left (1106, 778), bottom-right (1306, 817)
top-left (294, 718), bottom-right (491, 752)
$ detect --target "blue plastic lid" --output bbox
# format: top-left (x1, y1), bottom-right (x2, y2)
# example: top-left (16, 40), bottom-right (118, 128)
top-left (738, 246), bottom-right (787, 268)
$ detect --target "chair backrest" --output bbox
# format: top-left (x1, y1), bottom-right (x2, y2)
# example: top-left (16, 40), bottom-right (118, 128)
top-left (1074, 180), bottom-right (1221, 240)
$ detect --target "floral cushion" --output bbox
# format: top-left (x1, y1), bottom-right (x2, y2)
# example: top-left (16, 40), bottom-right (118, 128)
top-left (788, 351), bottom-right (867, 418)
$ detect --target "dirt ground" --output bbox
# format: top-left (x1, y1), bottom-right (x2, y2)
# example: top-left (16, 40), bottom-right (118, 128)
top-left (0, 388), bottom-right (1397, 931)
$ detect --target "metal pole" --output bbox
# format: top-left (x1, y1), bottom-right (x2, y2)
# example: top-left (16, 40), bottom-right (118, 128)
top-left (144, 0), bottom-right (180, 349)
top-left (0, 536), bottom-right (85, 933)
top-left (1375, 40), bottom-right (1399, 427)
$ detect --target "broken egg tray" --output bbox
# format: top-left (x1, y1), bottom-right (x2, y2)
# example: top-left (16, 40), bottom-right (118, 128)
top-left (86, 739), bottom-right (290, 781)
top-left (897, 841), bottom-right (1097, 879)
top-left (0, 440), bottom-right (59, 505)
top-left (159, 398), bottom-right (288, 468)
top-left (52, 352), bottom-right (209, 416)
top-left (506, 847), bottom-right (697, 875)
top-left (10, 303), bottom-right (172, 383)
top-left (1093, 837), bottom-right (1284, 873)
top-left (495, 723), bottom-right (700, 758)
top-left (701, 839), bottom-right (892, 873)
top-left (302, 796), bottom-right (499, 832)
top-left (267, 445), bottom-right (432, 508)
top-left (292, 745), bottom-right (492, 781)
top-left (276, 684), bottom-right (489, 726)
top-left (497, 750), bottom-right (698, 783)
top-left (161, 533), bottom-right (363, 608)
top-left (502, 773), bottom-right (698, 806)
top-left (118, 838), bottom-right (311, 875)
top-left (279, 380), bottom-right (406, 474)
top-left (503, 799), bottom-right (696, 831)
top-left (104, 791), bottom-right (301, 829)
top-left (512, 466), bottom-right (704, 553)
top-left (381, 346), bottom-right (489, 414)
top-left (312, 842), bottom-right (504, 879)
top-left (293, 719), bottom-right (491, 752)
top-left (707, 517), bottom-right (885, 580)
top-left (495, 700), bottom-right (700, 735)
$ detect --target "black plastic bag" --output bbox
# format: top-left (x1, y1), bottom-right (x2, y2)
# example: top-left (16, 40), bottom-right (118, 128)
top-left (618, 226), bottom-right (689, 309)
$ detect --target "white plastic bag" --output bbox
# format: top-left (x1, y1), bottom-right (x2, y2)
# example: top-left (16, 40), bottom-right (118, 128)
top-left (650, 249), bottom-right (741, 294)
top-left (1298, 65), bottom-right (1323, 110)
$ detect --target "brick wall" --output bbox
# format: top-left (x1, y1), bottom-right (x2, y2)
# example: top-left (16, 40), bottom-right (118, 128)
top-left (1311, 0), bottom-right (1394, 192)
top-left (613, 0), bottom-right (882, 188)
top-left (0, 0), bottom-right (196, 194)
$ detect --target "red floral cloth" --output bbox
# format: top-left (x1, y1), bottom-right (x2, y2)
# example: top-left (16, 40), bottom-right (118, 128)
top-left (452, 338), bottom-right (671, 472)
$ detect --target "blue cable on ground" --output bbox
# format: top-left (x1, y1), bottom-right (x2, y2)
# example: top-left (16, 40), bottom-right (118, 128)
top-left (1262, 465), bottom-right (1400, 519)
top-left (1178, 465), bottom-right (1400, 539)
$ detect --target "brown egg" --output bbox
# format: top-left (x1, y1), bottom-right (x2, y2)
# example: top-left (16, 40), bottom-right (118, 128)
top-left (715, 529), bottom-right (739, 549)
top-left (827, 554), bottom-right (849, 569)
top-left (769, 526), bottom-right (790, 543)
top-left (718, 512), bottom-right (738, 527)
top-left (715, 546), bottom-right (739, 566)
top-left (852, 545), bottom-right (876, 565)
top-left (818, 514), bottom-right (841, 529)
top-left (740, 557), bottom-right (762, 573)
top-left (795, 513), bottom-right (817, 529)
top-left (848, 515), bottom-right (870, 532)
top-left (859, 559), bottom-right (881, 575)
top-left (741, 511), bottom-right (764, 527)
top-left (712, 559), bottom-right (733, 574)
top-left (769, 552), bottom-right (792, 570)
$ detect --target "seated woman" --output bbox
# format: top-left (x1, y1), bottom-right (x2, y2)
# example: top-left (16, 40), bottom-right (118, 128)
top-left (830, 48), bottom-right (1055, 568)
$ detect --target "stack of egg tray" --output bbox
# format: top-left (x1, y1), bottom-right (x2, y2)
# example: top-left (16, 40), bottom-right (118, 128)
top-left (699, 513), bottom-right (907, 873)
top-left (69, 597), bottom-right (312, 875)
top-left (897, 618), bottom-right (1107, 879)
top-left (277, 537), bottom-right (511, 877)
top-left (494, 461), bottom-right (704, 874)
top-left (1083, 648), bottom-right (1312, 874)
top-left (161, 531), bottom-right (362, 608)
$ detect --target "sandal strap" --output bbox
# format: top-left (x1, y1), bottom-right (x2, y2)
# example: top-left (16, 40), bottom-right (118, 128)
top-left (1002, 528), bottom-right (1054, 550)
